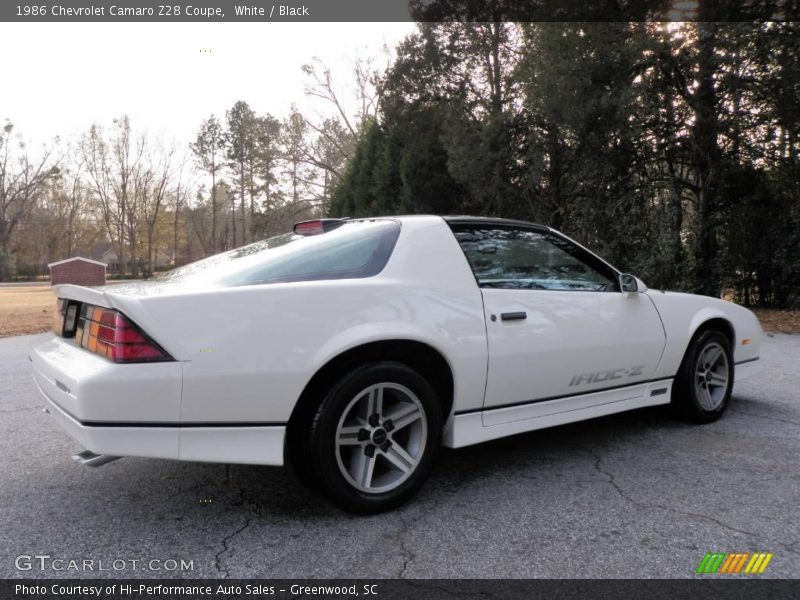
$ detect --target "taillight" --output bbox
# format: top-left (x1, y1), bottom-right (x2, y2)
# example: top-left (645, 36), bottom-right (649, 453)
top-left (75, 305), bottom-right (172, 363)
top-left (54, 298), bottom-right (79, 337)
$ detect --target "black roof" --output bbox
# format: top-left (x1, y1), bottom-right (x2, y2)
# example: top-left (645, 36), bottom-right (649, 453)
top-left (442, 216), bottom-right (551, 232)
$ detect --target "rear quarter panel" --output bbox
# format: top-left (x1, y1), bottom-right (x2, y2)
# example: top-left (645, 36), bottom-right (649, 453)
top-left (109, 217), bottom-right (488, 424)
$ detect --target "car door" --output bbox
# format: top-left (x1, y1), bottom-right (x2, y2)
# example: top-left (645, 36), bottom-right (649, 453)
top-left (449, 222), bottom-right (666, 420)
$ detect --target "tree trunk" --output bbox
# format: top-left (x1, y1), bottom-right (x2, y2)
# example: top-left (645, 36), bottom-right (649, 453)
top-left (546, 126), bottom-right (563, 230)
top-left (664, 87), bottom-right (685, 289)
top-left (118, 209), bottom-right (127, 278)
top-left (691, 17), bottom-right (721, 297)
top-left (231, 196), bottom-right (236, 248)
top-left (240, 160), bottom-right (247, 245)
top-left (128, 225), bottom-right (138, 278)
top-left (146, 226), bottom-right (154, 277)
top-left (211, 168), bottom-right (217, 253)
top-left (173, 203), bottom-right (179, 265)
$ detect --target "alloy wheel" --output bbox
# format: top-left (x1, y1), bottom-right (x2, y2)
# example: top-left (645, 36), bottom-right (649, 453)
top-left (334, 382), bottom-right (427, 494)
top-left (694, 341), bottom-right (730, 411)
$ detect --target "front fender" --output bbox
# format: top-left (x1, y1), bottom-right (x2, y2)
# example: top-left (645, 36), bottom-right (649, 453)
top-left (647, 291), bottom-right (763, 379)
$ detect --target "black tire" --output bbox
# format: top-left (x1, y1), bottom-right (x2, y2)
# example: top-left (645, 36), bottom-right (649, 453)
top-left (672, 329), bottom-right (734, 423)
top-left (299, 361), bottom-right (442, 514)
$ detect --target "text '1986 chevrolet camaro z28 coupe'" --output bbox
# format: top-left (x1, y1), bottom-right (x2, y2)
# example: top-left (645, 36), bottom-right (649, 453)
top-left (31, 216), bottom-right (762, 512)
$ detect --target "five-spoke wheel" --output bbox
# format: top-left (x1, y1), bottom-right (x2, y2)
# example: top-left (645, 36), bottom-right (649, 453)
top-left (694, 341), bottom-right (730, 411)
top-left (299, 361), bottom-right (442, 513)
top-left (335, 383), bottom-right (427, 493)
top-left (674, 329), bottom-right (734, 423)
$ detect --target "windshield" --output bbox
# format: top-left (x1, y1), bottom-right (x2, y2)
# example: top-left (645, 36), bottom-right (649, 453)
top-left (156, 219), bottom-right (401, 286)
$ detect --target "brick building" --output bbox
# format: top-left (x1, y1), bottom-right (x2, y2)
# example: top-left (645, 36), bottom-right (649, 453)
top-left (48, 257), bottom-right (107, 286)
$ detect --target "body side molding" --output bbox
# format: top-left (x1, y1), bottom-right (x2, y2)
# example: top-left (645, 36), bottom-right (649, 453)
top-left (444, 379), bottom-right (673, 448)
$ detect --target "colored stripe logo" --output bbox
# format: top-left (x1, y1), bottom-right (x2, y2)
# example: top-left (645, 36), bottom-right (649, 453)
top-left (696, 552), bottom-right (773, 574)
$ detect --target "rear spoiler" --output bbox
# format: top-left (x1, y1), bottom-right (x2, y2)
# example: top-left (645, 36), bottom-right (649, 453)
top-left (53, 284), bottom-right (113, 308)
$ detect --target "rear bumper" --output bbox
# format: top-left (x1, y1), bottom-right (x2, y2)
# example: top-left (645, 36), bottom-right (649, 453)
top-left (30, 334), bottom-right (182, 422)
top-left (37, 379), bottom-right (179, 459)
top-left (31, 334), bottom-right (285, 466)
top-left (36, 381), bottom-right (285, 465)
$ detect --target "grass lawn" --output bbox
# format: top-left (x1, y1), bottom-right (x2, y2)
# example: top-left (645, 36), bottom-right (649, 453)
top-left (0, 286), bottom-right (55, 337)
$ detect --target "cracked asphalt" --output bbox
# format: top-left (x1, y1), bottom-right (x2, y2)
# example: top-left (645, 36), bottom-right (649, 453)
top-left (1, 333), bottom-right (798, 579)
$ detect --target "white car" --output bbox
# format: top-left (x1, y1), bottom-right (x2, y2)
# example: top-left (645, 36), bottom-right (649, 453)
top-left (31, 216), bottom-right (762, 512)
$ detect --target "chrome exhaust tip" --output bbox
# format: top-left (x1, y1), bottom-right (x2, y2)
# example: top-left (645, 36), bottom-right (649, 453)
top-left (72, 450), bottom-right (121, 468)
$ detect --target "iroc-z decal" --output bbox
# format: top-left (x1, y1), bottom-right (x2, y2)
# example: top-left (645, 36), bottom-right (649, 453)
top-left (569, 365), bottom-right (645, 387)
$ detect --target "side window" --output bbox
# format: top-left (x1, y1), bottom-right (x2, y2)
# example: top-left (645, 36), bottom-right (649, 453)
top-left (452, 226), bottom-right (618, 292)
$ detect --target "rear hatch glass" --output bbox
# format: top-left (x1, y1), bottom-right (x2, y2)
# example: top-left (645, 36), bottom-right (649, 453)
top-left (156, 219), bottom-right (400, 287)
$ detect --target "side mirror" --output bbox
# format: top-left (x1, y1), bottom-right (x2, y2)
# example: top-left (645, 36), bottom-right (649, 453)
top-left (619, 273), bottom-right (639, 293)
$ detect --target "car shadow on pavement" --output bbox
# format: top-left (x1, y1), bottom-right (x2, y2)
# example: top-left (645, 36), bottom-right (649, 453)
top-left (95, 403), bottom-right (683, 521)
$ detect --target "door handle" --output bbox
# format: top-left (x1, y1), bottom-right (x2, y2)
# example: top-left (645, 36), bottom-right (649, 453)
top-left (500, 311), bottom-right (527, 321)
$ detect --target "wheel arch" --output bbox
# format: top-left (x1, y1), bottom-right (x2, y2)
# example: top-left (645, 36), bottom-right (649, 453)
top-left (689, 315), bottom-right (735, 347)
top-left (671, 315), bottom-right (736, 422)
top-left (285, 339), bottom-right (455, 463)
top-left (675, 315), bottom-right (736, 377)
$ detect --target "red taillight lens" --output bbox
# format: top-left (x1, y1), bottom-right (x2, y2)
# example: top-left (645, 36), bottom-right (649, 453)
top-left (76, 305), bottom-right (172, 363)
top-left (293, 218), bottom-right (347, 236)
top-left (294, 220), bottom-right (325, 235)
top-left (111, 341), bottom-right (167, 361)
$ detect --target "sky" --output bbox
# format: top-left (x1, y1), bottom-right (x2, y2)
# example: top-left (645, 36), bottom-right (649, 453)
top-left (0, 22), bottom-right (415, 149)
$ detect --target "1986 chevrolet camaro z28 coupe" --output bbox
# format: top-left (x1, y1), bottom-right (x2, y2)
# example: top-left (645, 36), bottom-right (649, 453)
top-left (31, 216), bottom-right (762, 512)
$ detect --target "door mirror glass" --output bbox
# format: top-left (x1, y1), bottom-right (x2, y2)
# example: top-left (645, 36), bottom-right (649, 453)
top-left (619, 273), bottom-right (639, 293)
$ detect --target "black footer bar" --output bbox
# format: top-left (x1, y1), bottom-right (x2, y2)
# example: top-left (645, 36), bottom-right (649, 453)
top-left (3, 579), bottom-right (799, 600)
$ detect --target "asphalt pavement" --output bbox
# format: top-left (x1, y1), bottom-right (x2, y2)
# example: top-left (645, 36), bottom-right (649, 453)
top-left (1, 333), bottom-right (798, 579)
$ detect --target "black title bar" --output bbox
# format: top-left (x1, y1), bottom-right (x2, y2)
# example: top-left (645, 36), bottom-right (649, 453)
top-left (2, 0), bottom-right (799, 22)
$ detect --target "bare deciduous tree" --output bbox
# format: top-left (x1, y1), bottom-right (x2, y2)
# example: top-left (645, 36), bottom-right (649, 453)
top-left (301, 53), bottom-right (391, 214)
top-left (81, 117), bottom-right (143, 276)
top-left (0, 121), bottom-right (59, 279)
